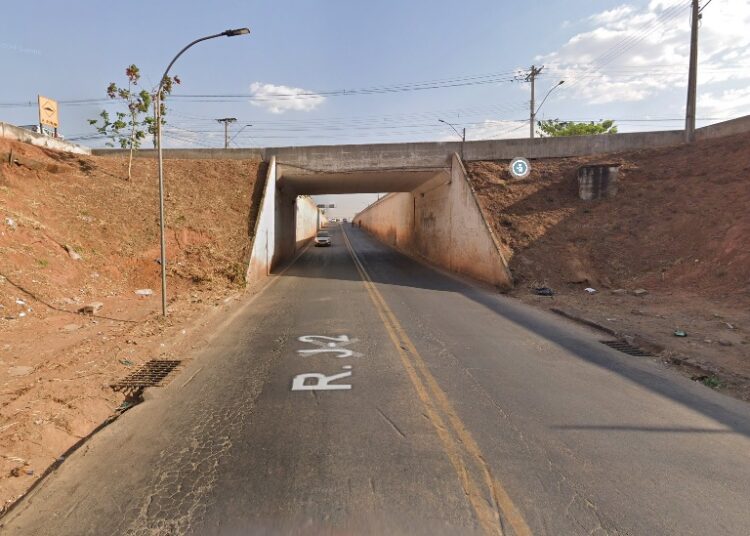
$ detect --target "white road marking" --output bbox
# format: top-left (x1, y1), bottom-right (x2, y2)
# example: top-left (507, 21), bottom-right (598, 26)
top-left (297, 347), bottom-right (355, 358)
top-left (291, 369), bottom-right (353, 391)
top-left (298, 335), bottom-right (352, 344)
top-left (292, 335), bottom-right (359, 392)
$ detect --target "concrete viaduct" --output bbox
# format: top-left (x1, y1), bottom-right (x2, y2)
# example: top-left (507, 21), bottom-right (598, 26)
top-left (89, 114), bottom-right (750, 289)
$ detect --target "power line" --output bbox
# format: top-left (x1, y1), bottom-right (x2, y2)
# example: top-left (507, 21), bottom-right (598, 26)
top-left (165, 102), bottom-right (529, 131)
top-left (555, 1), bottom-right (692, 93)
top-left (698, 0), bottom-right (713, 13)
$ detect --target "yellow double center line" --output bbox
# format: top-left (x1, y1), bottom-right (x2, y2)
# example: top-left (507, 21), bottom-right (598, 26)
top-left (341, 226), bottom-right (531, 536)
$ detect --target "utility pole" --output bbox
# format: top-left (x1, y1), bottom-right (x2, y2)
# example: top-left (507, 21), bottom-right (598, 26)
top-left (216, 117), bottom-right (237, 148)
top-left (685, 0), bottom-right (700, 143)
top-left (526, 65), bottom-right (544, 139)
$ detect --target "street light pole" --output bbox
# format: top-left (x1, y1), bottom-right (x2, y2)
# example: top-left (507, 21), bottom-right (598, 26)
top-left (438, 119), bottom-right (466, 159)
top-left (154, 27), bottom-right (250, 316)
top-left (534, 80), bottom-right (565, 127)
top-left (229, 124), bottom-right (253, 147)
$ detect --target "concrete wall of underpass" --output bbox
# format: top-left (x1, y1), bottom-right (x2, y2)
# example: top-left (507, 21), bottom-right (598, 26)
top-left (247, 164), bottom-right (329, 280)
top-left (246, 157), bottom-right (277, 283)
top-left (354, 193), bottom-right (414, 249)
top-left (354, 154), bottom-right (512, 289)
top-left (274, 190), bottom-right (323, 266)
top-left (296, 196), bottom-right (321, 249)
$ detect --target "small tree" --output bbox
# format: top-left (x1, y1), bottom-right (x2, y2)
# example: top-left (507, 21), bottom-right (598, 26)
top-left (89, 65), bottom-right (179, 180)
top-left (537, 119), bottom-right (618, 137)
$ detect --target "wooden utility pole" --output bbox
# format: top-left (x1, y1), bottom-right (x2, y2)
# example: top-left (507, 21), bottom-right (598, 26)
top-left (526, 65), bottom-right (544, 139)
top-left (685, 0), bottom-right (700, 143)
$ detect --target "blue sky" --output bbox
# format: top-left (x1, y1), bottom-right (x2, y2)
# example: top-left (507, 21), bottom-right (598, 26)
top-left (1, 0), bottom-right (593, 145)
top-left (2, 0), bottom-right (748, 216)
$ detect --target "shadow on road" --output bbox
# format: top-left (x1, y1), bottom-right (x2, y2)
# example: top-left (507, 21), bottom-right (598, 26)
top-left (275, 225), bottom-right (750, 439)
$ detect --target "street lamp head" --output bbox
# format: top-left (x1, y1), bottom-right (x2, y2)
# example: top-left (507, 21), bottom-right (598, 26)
top-left (224, 27), bottom-right (250, 37)
top-left (558, 80), bottom-right (565, 86)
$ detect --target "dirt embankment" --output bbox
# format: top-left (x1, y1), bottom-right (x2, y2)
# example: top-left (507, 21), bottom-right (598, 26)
top-left (468, 132), bottom-right (750, 399)
top-left (0, 138), bottom-right (264, 510)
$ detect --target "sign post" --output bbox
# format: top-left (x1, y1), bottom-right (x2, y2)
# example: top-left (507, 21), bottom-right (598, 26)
top-left (38, 95), bottom-right (59, 137)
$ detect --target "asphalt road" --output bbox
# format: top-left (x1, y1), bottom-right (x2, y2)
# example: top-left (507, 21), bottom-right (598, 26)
top-left (3, 224), bottom-right (750, 536)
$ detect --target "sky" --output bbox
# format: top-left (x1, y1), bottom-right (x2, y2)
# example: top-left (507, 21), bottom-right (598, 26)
top-left (2, 0), bottom-right (749, 217)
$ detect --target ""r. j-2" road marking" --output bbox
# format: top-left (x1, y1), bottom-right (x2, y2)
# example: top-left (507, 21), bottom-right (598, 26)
top-left (291, 335), bottom-right (359, 391)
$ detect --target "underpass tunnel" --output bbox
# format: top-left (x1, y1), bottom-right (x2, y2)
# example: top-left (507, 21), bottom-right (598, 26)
top-left (274, 165), bottom-right (449, 264)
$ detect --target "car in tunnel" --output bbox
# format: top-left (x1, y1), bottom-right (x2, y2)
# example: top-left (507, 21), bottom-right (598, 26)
top-left (314, 230), bottom-right (332, 247)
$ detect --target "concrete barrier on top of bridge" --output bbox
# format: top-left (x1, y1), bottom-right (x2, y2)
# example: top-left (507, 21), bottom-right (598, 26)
top-left (96, 130), bottom-right (685, 168)
top-left (92, 114), bottom-right (750, 171)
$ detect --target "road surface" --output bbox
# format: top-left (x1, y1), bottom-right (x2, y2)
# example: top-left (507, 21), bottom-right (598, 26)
top-left (3, 224), bottom-right (750, 535)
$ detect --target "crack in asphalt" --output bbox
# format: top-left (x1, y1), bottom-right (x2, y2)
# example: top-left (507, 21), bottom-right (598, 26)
top-left (107, 310), bottom-right (292, 535)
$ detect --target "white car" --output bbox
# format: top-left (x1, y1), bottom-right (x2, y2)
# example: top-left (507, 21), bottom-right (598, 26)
top-left (314, 230), bottom-right (331, 247)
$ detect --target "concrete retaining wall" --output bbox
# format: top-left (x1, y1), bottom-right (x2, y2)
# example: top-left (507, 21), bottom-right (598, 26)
top-left (296, 196), bottom-right (320, 249)
top-left (1, 122), bottom-right (91, 155)
top-left (92, 147), bottom-right (263, 160)
top-left (463, 130), bottom-right (686, 161)
top-left (245, 160), bottom-right (325, 283)
top-left (354, 193), bottom-right (414, 249)
top-left (354, 154), bottom-right (512, 288)
top-left (245, 157), bottom-right (277, 283)
top-left (695, 115), bottom-right (750, 140)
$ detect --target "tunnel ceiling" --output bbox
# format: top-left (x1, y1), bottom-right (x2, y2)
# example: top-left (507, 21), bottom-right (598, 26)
top-left (277, 168), bottom-right (446, 195)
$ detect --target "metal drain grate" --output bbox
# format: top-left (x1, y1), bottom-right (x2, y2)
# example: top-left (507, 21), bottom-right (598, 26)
top-left (111, 360), bottom-right (182, 392)
top-left (600, 340), bottom-right (652, 357)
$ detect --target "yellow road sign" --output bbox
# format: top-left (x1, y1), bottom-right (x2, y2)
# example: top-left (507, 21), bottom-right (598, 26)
top-left (38, 95), bottom-right (59, 128)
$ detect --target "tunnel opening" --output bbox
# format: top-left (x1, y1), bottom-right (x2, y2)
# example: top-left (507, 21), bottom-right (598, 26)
top-left (252, 155), bottom-right (512, 290)
top-left (275, 164), bottom-right (449, 264)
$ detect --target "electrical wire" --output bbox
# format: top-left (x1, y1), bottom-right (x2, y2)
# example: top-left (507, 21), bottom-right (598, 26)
top-left (552, 1), bottom-right (693, 93)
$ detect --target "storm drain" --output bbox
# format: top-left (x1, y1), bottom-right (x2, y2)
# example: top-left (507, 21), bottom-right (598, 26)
top-left (111, 360), bottom-right (182, 392)
top-left (600, 340), bottom-right (653, 357)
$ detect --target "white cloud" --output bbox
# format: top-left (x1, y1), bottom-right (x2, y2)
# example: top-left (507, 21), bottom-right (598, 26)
top-left (699, 87), bottom-right (750, 117)
top-left (249, 82), bottom-right (325, 114)
top-left (537, 0), bottom-right (750, 113)
top-left (588, 4), bottom-right (635, 26)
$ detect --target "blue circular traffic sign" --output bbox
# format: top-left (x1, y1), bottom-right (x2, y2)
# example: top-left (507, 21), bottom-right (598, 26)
top-left (509, 157), bottom-right (530, 178)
